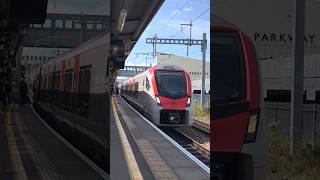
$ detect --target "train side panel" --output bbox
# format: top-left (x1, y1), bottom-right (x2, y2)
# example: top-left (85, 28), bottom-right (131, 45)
top-left (34, 32), bottom-right (109, 172)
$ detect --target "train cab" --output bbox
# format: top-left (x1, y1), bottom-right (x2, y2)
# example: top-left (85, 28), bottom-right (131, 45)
top-left (212, 15), bottom-right (267, 180)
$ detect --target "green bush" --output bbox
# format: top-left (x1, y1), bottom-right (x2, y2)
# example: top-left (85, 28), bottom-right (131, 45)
top-left (193, 102), bottom-right (210, 124)
top-left (267, 122), bottom-right (320, 180)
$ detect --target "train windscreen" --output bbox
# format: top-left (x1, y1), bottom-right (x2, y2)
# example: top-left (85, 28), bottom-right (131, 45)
top-left (212, 31), bottom-right (245, 104)
top-left (155, 71), bottom-right (187, 99)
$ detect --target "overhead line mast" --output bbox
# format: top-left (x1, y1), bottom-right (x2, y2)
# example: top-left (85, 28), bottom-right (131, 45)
top-left (181, 20), bottom-right (193, 56)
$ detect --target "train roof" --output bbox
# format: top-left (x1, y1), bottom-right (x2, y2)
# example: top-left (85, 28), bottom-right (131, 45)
top-left (122, 64), bottom-right (187, 84)
top-left (153, 64), bottom-right (185, 71)
top-left (144, 64), bottom-right (186, 75)
top-left (211, 14), bottom-right (240, 31)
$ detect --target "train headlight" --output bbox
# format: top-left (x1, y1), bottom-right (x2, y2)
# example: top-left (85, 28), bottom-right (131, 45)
top-left (186, 97), bottom-right (191, 107)
top-left (245, 111), bottom-right (259, 143)
top-left (155, 96), bottom-right (162, 106)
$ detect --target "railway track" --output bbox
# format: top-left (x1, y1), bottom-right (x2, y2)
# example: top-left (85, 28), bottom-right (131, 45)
top-left (193, 119), bottom-right (210, 134)
top-left (161, 128), bottom-right (210, 167)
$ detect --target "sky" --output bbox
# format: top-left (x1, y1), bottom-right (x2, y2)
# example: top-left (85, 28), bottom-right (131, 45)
top-left (125, 0), bottom-right (210, 66)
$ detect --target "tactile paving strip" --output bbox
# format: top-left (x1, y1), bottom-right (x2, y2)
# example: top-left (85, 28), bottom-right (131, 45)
top-left (136, 139), bottom-right (179, 180)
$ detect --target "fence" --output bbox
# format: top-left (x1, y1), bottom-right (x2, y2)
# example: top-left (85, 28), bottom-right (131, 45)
top-left (192, 93), bottom-right (210, 109)
top-left (264, 101), bottom-right (320, 148)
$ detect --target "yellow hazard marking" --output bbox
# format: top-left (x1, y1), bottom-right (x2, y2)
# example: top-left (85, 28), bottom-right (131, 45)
top-left (112, 97), bottom-right (144, 180)
top-left (4, 105), bottom-right (29, 180)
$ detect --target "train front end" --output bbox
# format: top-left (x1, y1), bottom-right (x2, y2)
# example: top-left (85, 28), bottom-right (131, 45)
top-left (212, 15), bottom-right (267, 180)
top-left (151, 65), bottom-right (193, 126)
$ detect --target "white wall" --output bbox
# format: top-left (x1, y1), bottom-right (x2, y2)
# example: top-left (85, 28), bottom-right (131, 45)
top-left (212, 0), bottom-right (320, 59)
top-left (157, 54), bottom-right (210, 81)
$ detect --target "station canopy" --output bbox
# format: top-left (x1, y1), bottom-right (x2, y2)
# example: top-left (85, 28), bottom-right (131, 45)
top-left (111, 0), bottom-right (165, 69)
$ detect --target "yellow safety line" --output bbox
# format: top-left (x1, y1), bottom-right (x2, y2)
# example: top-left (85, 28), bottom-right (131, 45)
top-left (112, 97), bottom-right (144, 180)
top-left (4, 105), bottom-right (29, 180)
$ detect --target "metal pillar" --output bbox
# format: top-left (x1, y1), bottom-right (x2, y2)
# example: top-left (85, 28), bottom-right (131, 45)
top-left (181, 20), bottom-right (193, 56)
top-left (290, 0), bottom-right (305, 154)
top-left (80, 11), bottom-right (85, 43)
top-left (201, 33), bottom-right (206, 108)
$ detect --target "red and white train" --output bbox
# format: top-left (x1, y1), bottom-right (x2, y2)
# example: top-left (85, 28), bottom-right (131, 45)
top-left (33, 31), bottom-right (110, 173)
top-left (120, 64), bottom-right (193, 126)
top-left (212, 15), bottom-right (267, 180)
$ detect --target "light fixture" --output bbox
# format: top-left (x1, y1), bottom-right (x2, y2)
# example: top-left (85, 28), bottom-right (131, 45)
top-left (155, 95), bottom-right (162, 106)
top-left (117, 8), bottom-right (127, 33)
top-left (186, 96), bottom-right (191, 107)
top-left (245, 110), bottom-right (260, 143)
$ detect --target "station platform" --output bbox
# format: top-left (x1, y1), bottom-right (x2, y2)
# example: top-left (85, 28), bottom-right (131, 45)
top-left (110, 95), bottom-right (210, 180)
top-left (0, 104), bottom-right (106, 180)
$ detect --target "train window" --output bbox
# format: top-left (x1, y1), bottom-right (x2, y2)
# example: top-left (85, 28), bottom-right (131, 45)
top-left (53, 72), bottom-right (60, 105)
top-left (49, 73), bottom-right (54, 90)
top-left (135, 82), bottom-right (139, 97)
top-left (64, 70), bottom-right (73, 110)
top-left (146, 77), bottom-right (150, 91)
top-left (77, 65), bottom-right (91, 117)
top-left (79, 66), bottom-right (91, 93)
top-left (47, 73), bottom-right (54, 102)
top-left (130, 83), bottom-right (133, 96)
top-left (212, 31), bottom-right (245, 104)
top-left (155, 71), bottom-right (187, 99)
top-left (53, 72), bottom-right (60, 90)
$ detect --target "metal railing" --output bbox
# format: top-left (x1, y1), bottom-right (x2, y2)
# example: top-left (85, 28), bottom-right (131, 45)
top-left (264, 101), bottom-right (319, 148)
top-left (192, 93), bottom-right (210, 109)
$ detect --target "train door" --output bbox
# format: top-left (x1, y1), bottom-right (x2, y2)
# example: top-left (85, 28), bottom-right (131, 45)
top-left (145, 76), bottom-right (151, 111)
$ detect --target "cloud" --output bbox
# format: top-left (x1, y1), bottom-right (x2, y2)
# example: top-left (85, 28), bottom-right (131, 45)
top-left (170, 10), bottom-right (181, 17)
top-left (183, 6), bottom-right (192, 11)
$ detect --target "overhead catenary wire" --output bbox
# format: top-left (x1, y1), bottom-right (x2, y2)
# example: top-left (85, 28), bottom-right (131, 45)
top-left (192, 8), bottom-right (209, 23)
top-left (158, 8), bottom-right (210, 53)
top-left (171, 7), bottom-right (209, 38)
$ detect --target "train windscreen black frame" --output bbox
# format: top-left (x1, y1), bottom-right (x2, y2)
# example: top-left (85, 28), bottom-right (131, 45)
top-left (155, 71), bottom-right (187, 99)
top-left (212, 31), bottom-right (245, 105)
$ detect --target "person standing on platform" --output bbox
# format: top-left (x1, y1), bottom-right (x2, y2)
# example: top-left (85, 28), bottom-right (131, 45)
top-left (1, 76), bottom-right (10, 108)
top-left (20, 80), bottom-right (28, 104)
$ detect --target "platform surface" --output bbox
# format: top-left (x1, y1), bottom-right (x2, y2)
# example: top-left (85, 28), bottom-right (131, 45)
top-left (112, 96), bottom-right (210, 180)
top-left (0, 104), bottom-right (105, 180)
